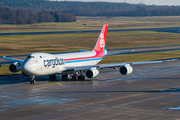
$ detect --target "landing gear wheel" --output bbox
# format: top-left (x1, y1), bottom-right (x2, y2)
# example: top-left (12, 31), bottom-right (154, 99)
top-left (30, 76), bottom-right (35, 84)
top-left (78, 71), bottom-right (85, 80)
top-left (72, 75), bottom-right (77, 80)
top-left (49, 75), bottom-right (56, 80)
top-left (78, 76), bottom-right (85, 80)
top-left (62, 74), bottom-right (68, 80)
top-left (30, 79), bottom-right (35, 84)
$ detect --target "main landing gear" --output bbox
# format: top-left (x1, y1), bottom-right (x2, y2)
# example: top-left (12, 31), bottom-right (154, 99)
top-left (30, 76), bottom-right (35, 84)
top-left (62, 74), bottom-right (69, 80)
top-left (62, 71), bottom-right (85, 81)
top-left (78, 71), bottom-right (85, 80)
top-left (49, 74), bottom-right (56, 80)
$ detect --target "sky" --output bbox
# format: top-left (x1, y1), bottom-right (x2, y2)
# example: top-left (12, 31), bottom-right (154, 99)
top-left (51, 0), bottom-right (180, 6)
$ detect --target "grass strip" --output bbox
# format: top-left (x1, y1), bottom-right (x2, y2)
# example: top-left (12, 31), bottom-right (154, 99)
top-left (1, 31), bottom-right (180, 56)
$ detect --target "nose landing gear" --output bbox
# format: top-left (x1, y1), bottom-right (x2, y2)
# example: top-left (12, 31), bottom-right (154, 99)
top-left (30, 76), bottom-right (35, 84)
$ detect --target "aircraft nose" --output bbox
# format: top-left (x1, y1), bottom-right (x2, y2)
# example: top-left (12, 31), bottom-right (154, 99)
top-left (21, 62), bottom-right (35, 75)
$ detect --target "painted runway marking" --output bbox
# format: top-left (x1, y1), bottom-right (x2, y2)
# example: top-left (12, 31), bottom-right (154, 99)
top-left (3, 96), bottom-right (79, 105)
top-left (169, 107), bottom-right (180, 110)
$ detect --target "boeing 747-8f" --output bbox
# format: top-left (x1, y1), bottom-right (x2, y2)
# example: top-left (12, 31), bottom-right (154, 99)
top-left (2, 24), bottom-right (167, 84)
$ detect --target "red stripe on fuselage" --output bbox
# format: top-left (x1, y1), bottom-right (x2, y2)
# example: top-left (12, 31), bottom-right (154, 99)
top-left (64, 51), bottom-right (104, 61)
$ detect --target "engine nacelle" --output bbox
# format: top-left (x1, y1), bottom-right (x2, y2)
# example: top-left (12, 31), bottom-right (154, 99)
top-left (9, 62), bottom-right (21, 72)
top-left (120, 64), bottom-right (133, 75)
top-left (86, 67), bottom-right (99, 78)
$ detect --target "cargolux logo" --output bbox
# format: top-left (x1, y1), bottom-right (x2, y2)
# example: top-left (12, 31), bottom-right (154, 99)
top-left (100, 33), bottom-right (105, 48)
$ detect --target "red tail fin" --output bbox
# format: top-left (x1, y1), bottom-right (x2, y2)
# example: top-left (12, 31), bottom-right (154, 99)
top-left (93, 24), bottom-right (108, 52)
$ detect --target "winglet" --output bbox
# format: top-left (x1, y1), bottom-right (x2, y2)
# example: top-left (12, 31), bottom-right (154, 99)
top-left (3, 56), bottom-right (6, 59)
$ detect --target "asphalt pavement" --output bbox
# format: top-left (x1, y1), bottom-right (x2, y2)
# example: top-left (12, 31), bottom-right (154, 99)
top-left (0, 26), bottom-right (180, 36)
top-left (0, 59), bottom-right (180, 119)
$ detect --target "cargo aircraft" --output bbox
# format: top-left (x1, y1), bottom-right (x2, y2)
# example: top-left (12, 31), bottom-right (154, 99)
top-left (2, 24), bottom-right (165, 84)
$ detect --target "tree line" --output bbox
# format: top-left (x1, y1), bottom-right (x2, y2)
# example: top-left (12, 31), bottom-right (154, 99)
top-left (0, 6), bottom-right (76, 24)
top-left (1, 0), bottom-right (180, 17)
top-left (58, 3), bottom-right (180, 17)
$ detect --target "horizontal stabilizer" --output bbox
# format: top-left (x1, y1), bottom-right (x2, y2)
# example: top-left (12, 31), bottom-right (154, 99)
top-left (104, 50), bottom-right (134, 56)
top-left (79, 49), bottom-right (88, 52)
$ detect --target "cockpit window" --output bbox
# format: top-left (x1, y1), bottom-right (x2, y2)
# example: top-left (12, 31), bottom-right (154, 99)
top-left (27, 56), bottom-right (35, 58)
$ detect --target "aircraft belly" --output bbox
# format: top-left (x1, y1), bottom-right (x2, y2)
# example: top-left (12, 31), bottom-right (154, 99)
top-left (35, 66), bottom-right (60, 76)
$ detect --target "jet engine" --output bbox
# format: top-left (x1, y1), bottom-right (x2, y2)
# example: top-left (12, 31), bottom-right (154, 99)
top-left (9, 62), bottom-right (21, 72)
top-left (86, 67), bottom-right (99, 78)
top-left (119, 64), bottom-right (133, 75)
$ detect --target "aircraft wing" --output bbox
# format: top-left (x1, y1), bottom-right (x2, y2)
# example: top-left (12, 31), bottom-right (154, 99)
top-left (62, 59), bottom-right (175, 73)
top-left (0, 62), bottom-right (14, 66)
top-left (99, 60), bottom-right (163, 68)
top-left (1, 56), bottom-right (24, 65)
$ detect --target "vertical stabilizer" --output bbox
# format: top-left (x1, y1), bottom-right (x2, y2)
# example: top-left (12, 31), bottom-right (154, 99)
top-left (93, 24), bottom-right (108, 52)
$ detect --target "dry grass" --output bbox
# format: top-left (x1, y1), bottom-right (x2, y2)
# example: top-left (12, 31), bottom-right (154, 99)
top-left (1, 16), bottom-right (180, 33)
top-left (0, 65), bottom-right (21, 75)
top-left (1, 31), bottom-right (180, 56)
top-left (100, 51), bottom-right (180, 64)
top-left (107, 31), bottom-right (180, 48)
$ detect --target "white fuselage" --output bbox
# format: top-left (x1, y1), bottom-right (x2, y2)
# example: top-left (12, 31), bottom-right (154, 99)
top-left (21, 51), bottom-right (103, 76)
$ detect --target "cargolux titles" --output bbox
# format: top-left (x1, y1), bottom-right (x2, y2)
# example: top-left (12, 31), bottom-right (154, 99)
top-left (44, 57), bottom-right (64, 68)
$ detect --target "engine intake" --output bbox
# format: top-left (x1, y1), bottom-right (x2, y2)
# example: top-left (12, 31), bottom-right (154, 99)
top-left (9, 62), bottom-right (21, 72)
top-left (120, 64), bottom-right (133, 75)
top-left (86, 67), bottom-right (99, 78)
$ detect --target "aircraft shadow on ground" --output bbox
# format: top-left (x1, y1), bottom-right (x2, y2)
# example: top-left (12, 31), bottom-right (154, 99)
top-left (52, 88), bottom-right (180, 94)
top-left (0, 74), bottom-right (43, 84)
top-left (0, 74), bottom-right (91, 84)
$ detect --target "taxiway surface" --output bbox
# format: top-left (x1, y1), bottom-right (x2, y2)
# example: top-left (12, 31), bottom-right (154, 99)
top-left (0, 26), bottom-right (180, 36)
top-left (0, 55), bottom-right (180, 119)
